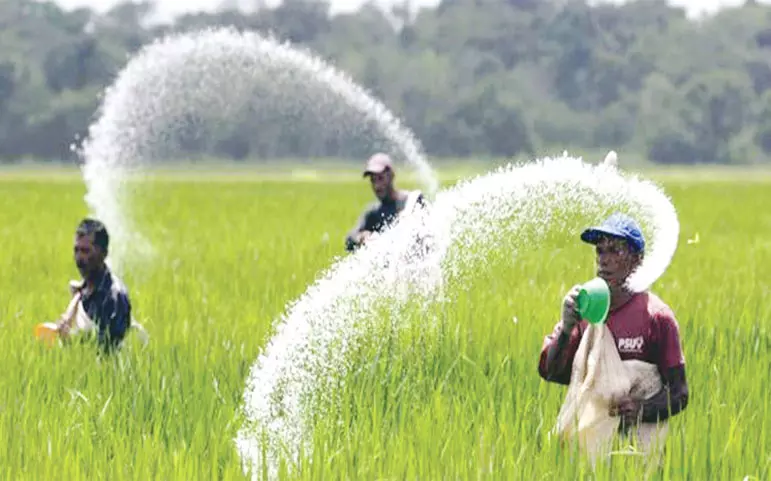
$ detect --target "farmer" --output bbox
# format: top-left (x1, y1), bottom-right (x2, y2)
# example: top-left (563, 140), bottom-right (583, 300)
top-left (345, 152), bottom-right (426, 252)
top-left (56, 218), bottom-right (132, 353)
top-left (538, 212), bottom-right (689, 432)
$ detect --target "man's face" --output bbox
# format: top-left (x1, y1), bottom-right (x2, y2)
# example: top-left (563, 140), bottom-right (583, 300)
top-left (594, 235), bottom-right (641, 288)
top-left (368, 169), bottom-right (393, 201)
top-left (74, 233), bottom-right (104, 279)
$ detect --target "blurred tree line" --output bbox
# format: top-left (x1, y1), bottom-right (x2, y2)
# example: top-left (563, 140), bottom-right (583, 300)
top-left (1, 0), bottom-right (771, 164)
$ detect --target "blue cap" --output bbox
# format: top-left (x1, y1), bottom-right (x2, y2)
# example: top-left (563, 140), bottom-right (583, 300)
top-left (580, 212), bottom-right (645, 253)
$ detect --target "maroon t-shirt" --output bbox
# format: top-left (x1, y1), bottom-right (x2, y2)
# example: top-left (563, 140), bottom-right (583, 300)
top-left (538, 291), bottom-right (686, 385)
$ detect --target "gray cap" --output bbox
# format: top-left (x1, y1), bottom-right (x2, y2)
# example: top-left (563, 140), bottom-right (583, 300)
top-left (363, 153), bottom-right (393, 177)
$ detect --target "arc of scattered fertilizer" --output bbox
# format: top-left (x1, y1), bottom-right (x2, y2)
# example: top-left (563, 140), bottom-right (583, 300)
top-left (603, 150), bottom-right (618, 167)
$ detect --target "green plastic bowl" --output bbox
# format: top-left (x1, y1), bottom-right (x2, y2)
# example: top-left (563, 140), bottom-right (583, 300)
top-left (577, 277), bottom-right (611, 325)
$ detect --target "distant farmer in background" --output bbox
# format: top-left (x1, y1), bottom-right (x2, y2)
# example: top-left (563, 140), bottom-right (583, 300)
top-left (345, 153), bottom-right (426, 252)
top-left (538, 212), bottom-right (689, 433)
top-left (55, 218), bottom-right (133, 353)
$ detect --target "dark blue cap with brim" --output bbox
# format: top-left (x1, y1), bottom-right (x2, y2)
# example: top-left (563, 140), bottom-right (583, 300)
top-left (580, 212), bottom-right (646, 253)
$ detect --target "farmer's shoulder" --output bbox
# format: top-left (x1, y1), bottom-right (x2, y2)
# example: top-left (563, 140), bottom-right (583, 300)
top-left (644, 291), bottom-right (678, 325)
top-left (362, 200), bottom-right (384, 216)
top-left (105, 268), bottom-right (131, 302)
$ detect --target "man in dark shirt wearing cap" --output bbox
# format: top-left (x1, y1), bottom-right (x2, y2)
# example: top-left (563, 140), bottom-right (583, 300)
top-left (57, 218), bottom-right (132, 353)
top-left (538, 212), bottom-right (689, 434)
top-left (345, 153), bottom-right (426, 252)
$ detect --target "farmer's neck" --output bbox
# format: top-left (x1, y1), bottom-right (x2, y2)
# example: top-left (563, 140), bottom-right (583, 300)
top-left (609, 284), bottom-right (635, 311)
top-left (84, 264), bottom-right (107, 289)
top-left (383, 187), bottom-right (400, 203)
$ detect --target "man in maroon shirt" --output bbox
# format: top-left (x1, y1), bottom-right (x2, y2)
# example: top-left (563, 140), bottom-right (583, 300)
top-left (538, 212), bottom-right (689, 433)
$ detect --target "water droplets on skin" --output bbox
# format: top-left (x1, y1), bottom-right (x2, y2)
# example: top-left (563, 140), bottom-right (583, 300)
top-left (75, 26), bottom-right (439, 275)
top-left (235, 154), bottom-right (680, 479)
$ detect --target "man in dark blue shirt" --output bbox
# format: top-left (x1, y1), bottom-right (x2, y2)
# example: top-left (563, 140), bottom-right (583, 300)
top-left (57, 218), bottom-right (132, 353)
top-left (345, 153), bottom-right (426, 252)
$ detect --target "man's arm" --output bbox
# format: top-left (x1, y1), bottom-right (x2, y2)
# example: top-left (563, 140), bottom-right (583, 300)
top-left (538, 321), bottom-right (583, 385)
top-left (56, 289), bottom-right (83, 338)
top-left (538, 286), bottom-right (583, 384)
top-left (640, 365), bottom-right (689, 422)
top-left (639, 309), bottom-right (689, 422)
top-left (345, 206), bottom-right (375, 252)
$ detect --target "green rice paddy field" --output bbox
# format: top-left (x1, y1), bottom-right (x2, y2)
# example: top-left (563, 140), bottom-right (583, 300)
top-left (0, 164), bottom-right (768, 480)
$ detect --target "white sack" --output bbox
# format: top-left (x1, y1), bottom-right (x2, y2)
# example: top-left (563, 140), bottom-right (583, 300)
top-left (554, 323), bottom-right (668, 466)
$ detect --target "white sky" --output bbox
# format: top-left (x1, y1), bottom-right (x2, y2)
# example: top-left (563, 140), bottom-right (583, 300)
top-left (52, 0), bottom-right (769, 23)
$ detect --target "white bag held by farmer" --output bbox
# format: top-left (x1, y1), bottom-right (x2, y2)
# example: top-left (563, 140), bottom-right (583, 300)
top-left (554, 322), bottom-right (668, 466)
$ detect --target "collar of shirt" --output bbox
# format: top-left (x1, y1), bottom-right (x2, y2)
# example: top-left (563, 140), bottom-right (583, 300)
top-left (76, 267), bottom-right (112, 301)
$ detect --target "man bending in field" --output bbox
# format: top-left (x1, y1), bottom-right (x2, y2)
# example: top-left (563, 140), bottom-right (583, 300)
top-left (55, 218), bottom-right (133, 353)
top-left (345, 153), bottom-right (427, 252)
top-left (538, 213), bottom-right (689, 434)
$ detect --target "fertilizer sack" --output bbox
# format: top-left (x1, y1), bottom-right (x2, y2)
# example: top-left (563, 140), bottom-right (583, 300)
top-left (554, 323), bottom-right (668, 465)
